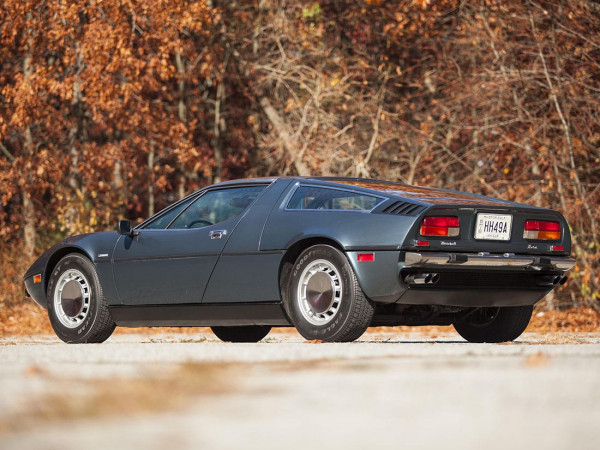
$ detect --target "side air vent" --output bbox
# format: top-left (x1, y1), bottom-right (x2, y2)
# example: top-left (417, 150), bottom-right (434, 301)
top-left (379, 201), bottom-right (425, 216)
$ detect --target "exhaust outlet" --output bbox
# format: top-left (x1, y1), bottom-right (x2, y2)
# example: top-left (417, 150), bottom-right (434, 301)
top-left (404, 273), bottom-right (439, 285)
top-left (559, 275), bottom-right (568, 285)
top-left (405, 274), bottom-right (430, 285)
top-left (537, 275), bottom-right (568, 287)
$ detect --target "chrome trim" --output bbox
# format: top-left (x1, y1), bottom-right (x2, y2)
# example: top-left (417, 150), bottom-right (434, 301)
top-left (404, 252), bottom-right (576, 271)
top-left (554, 259), bottom-right (577, 270)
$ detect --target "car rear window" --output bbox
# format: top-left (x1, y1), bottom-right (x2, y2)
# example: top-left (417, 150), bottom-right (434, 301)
top-left (287, 186), bottom-right (383, 211)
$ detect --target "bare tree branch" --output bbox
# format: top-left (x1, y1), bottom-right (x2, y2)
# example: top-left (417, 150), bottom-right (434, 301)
top-left (0, 142), bottom-right (16, 163)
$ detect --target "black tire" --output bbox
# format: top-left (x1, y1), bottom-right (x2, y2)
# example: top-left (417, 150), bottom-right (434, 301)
top-left (453, 305), bottom-right (533, 343)
top-left (211, 326), bottom-right (271, 343)
top-left (285, 245), bottom-right (374, 342)
top-left (47, 253), bottom-right (116, 344)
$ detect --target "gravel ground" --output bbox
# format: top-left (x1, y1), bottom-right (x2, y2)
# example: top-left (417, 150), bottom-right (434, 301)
top-left (1, 331), bottom-right (600, 450)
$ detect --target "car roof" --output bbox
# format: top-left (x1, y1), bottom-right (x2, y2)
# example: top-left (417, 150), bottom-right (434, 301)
top-left (213, 176), bottom-right (402, 189)
top-left (210, 176), bottom-right (521, 207)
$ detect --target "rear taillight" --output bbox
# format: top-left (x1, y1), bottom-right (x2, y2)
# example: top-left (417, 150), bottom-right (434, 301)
top-left (523, 220), bottom-right (561, 240)
top-left (420, 216), bottom-right (460, 237)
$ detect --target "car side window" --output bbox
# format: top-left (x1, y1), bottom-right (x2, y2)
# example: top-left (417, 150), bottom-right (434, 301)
top-left (168, 185), bottom-right (266, 230)
top-left (143, 196), bottom-right (197, 229)
top-left (287, 186), bottom-right (383, 211)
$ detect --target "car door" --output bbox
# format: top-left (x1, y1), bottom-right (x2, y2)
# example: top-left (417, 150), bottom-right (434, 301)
top-left (112, 185), bottom-right (267, 306)
top-left (202, 178), bottom-right (294, 303)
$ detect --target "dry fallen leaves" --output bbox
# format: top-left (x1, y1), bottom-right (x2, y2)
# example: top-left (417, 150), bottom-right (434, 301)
top-left (0, 361), bottom-right (233, 434)
top-left (523, 352), bottom-right (551, 368)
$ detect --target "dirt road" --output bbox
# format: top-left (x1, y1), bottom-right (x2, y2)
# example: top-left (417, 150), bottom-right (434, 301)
top-left (1, 331), bottom-right (599, 450)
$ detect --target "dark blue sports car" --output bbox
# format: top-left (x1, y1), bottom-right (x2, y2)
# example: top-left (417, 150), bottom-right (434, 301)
top-left (24, 177), bottom-right (575, 343)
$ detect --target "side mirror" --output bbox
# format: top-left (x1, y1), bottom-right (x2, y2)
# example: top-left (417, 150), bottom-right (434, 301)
top-left (117, 220), bottom-right (139, 237)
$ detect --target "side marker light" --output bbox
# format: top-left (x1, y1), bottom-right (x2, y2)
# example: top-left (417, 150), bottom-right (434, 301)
top-left (357, 253), bottom-right (375, 262)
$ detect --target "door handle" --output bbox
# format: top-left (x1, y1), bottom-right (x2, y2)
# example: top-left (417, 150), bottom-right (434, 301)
top-left (209, 230), bottom-right (227, 239)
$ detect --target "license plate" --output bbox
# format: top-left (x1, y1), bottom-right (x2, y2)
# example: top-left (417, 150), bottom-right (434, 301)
top-left (474, 214), bottom-right (512, 241)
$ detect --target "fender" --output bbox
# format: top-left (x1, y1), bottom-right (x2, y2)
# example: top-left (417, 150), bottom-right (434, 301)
top-left (24, 232), bottom-right (120, 308)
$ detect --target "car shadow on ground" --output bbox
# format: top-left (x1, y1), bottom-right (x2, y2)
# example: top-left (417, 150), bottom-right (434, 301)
top-left (357, 340), bottom-right (469, 344)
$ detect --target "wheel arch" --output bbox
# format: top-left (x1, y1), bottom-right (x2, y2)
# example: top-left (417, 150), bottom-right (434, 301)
top-left (278, 236), bottom-right (345, 303)
top-left (44, 247), bottom-right (92, 295)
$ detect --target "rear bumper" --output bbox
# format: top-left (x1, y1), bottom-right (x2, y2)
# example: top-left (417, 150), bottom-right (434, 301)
top-left (396, 251), bottom-right (575, 307)
top-left (348, 250), bottom-right (576, 307)
top-left (404, 252), bottom-right (576, 271)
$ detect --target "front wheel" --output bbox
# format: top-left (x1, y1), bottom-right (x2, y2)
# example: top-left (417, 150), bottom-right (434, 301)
top-left (47, 253), bottom-right (116, 343)
top-left (211, 326), bottom-right (271, 343)
top-left (453, 305), bottom-right (533, 343)
top-left (285, 245), bottom-right (374, 342)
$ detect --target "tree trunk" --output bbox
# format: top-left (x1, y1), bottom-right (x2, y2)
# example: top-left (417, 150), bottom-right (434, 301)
top-left (213, 81), bottom-right (223, 184)
top-left (23, 127), bottom-right (36, 261)
top-left (148, 149), bottom-right (155, 217)
top-left (112, 160), bottom-right (126, 219)
top-left (175, 50), bottom-right (188, 198)
top-left (22, 19), bottom-right (37, 260)
top-left (64, 46), bottom-right (85, 233)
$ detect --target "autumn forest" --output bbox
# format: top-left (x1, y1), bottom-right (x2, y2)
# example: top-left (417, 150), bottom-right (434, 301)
top-left (1, 0), bottom-right (599, 311)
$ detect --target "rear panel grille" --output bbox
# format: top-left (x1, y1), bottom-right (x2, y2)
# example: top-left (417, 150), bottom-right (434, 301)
top-left (380, 201), bottom-right (425, 216)
top-left (436, 272), bottom-right (538, 289)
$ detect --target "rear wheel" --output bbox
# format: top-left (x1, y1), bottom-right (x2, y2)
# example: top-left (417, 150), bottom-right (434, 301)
top-left (211, 326), bottom-right (271, 343)
top-left (285, 245), bottom-right (374, 342)
top-left (47, 253), bottom-right (116, 343)
top-left (453, 305), bottom-right (533, 343)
